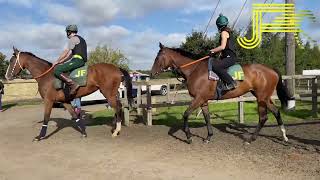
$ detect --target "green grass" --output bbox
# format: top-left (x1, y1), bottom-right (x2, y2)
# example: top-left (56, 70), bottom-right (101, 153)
top-left (91, 101), bottom-right (318, 126)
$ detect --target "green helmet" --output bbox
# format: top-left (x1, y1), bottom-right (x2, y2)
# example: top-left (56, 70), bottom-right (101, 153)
top-left (65, 24), bottom-right (78, 32)
top-left (216, 14), bottom-right (229, 29)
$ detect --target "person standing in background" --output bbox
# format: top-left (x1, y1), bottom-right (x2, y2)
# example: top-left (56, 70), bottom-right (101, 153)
top-left (71, 98), bottom-right (81, 117)
top-left (0, 81), bottom-right (4, 112)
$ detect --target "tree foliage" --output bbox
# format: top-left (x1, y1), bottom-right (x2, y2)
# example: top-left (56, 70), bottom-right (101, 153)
top-left (88, 45), bottom-right (129, 70)
top-left (0, 52), bottom-right (8, 79)
top-left (179, 30), bottom-right (320, 74)
top-left (180, 31), bottom-right (217, 58)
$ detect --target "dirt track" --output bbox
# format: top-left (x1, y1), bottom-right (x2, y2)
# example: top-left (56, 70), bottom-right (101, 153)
top-left (0, 104), bottom-right (319, 180)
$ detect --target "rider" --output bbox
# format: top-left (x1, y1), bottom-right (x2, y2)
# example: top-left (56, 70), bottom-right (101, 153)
top-left (54, 24), bottom-right (87, 95)
top-left (208, 14), bottom-right (237, 90)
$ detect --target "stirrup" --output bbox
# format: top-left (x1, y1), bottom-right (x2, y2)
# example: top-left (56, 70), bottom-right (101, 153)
top-left (225, 82), bottom-right (237, 90)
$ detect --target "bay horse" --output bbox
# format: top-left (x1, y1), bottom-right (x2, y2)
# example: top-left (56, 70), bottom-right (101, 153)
top-left (5, 47), bottom-right (133, 141)
top-left (151, 43), bottom-right (292, 144)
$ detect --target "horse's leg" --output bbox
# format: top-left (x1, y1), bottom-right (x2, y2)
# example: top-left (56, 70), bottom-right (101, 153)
top-left (63, 103), bottom-right (87, 137)
top-left (247, 100), bottom-right (268, 143)
top-left (183, 98), bottom-right (203, 144)
top-left (111, 98), bottom-right (122, 137)
top-left (201, 102), bottom-right (214, 143)
top-left (266, 100), bottom-right (288, 142)
top-left (99, 88), bottom-right (121, 137)
top-left (34, 100), bottom-right (54, 141)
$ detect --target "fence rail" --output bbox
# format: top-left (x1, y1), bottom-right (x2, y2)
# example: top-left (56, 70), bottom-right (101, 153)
top-left (121, 75), bottom-right (319, 126)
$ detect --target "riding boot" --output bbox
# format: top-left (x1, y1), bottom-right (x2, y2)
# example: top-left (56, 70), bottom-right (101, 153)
top-left (59, 74), bottom-right (80, 95)
top-left (208, 71), bottom-right (219, 80)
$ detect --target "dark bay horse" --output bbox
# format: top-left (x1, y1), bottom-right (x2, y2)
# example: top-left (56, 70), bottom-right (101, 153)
top-left (151, 43), bottom-right (292, 144)
top-left (6, 47), bottom-right (133, 141)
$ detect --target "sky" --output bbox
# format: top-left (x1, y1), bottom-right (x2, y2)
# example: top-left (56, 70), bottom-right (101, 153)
top-left (0, 0), bottom-right (318, 70)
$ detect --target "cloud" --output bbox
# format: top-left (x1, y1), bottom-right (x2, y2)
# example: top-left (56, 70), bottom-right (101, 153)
top-left (41, 0), bottom-right (190, 26)
top-left (0, 0), bottom-right (34, 7)
top-left (85, 25), bottom-right (131, 49)
top-left (0, 21), bottom-right (185, 70)
top-left (116, 0), bottom-right (188, 17)
top-left (42, 0), bottom-right (119, 26)
top-left (1, 0), bottom-right (317, 70)
top-left (122, 30), bottom-right (186, 69)
top-left (0, 23), bottom-right (65, 50)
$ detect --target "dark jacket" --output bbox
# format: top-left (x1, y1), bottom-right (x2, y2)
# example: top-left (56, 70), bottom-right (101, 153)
top-left (0, 81), bottom-right (4, 95)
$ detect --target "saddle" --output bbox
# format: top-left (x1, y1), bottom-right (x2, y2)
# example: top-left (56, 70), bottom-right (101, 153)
top-left (213, 64), bottom-right (245, 100)
top-left (54, 65), bottom-right (89, 90)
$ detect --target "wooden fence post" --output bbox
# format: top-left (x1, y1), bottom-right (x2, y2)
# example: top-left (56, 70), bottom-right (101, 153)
top-left (146, 84), bottom-right (152, 126)
top-left (238, 97), bottom-right (244, 124)
top-left (137, 78), bottom-right (142, 115)
top-left (123, 87), bottom-right (130, 126)
top-left (166, 83), bottom-right (170, 104)
top-left (312, 78), bottom-right (318, 118)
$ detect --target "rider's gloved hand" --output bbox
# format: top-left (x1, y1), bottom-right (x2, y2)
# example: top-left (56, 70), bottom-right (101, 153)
top-left (208, 50), bottom-right (215, 57)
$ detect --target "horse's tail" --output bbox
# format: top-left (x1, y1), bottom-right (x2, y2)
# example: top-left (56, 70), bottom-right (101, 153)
top-left (119, 68), bottom-right (133, 107)
top-left (274, 68), bottom-right (294, 110)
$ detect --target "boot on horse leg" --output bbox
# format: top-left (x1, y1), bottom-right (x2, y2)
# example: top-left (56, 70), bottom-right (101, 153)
top-left (59, 74), bottom-right (80, 95)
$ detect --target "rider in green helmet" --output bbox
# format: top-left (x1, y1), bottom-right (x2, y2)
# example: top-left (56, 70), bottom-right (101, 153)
top-left (208, 14), bottom-right (238, 90)
top-left (54, 24), bottom-right (87, 95)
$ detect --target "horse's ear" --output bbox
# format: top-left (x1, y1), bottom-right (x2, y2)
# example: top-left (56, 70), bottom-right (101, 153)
top-left (159, 42), bottom-right (164, 49)
top-left (13, 46), bottom-right (19, 55)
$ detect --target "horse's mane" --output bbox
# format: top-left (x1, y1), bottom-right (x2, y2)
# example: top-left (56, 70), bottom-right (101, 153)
top-left (23, 52), bottom-right (53, 66)
top-left (167, 47), bottom-right (201, 60)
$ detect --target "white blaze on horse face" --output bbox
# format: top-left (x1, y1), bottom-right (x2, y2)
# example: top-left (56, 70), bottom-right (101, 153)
top-left (5, 53), bottom-right (23, 80)
top-left (280, 125), bottom-right (288, 142)
top-left (5, 62), bottom-right (11, 80)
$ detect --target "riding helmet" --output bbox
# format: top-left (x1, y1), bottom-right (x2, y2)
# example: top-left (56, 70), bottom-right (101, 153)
top-left (65, 24), bottom-right (78, 33)
top-left (216, 14), bottom-right (229, 30)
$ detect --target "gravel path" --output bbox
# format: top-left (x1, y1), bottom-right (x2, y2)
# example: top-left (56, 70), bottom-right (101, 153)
top-left (0, 104), bottom-right (319, 180)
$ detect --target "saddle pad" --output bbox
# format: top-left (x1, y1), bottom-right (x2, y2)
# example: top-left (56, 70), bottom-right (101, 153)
top-left (227, 64), bottom-right (244, 81)
top-left (54, 65), bottom-right (88, 89)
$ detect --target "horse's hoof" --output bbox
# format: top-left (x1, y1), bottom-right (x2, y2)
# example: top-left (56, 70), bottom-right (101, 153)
top-left (203, 140), bottom-right (210, 144)
top-left (283, 136), bottom-right (289, 142)
top-left (81, 133), bottom-right (87, 138)
top-left (203, 139), bottom-right (210, 144)
top-left (244, 141), bottom-right (251, 145)
top-left (112, 131), bottom-right (120, 137)
top-left (186, 138), bottom-right (193, 144)
top-left (33, 136), bottom-right (44, 142)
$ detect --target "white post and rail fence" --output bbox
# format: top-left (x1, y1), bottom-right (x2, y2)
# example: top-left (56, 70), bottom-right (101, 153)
top-left (121, 75), bottom-right (320, 126)
top-left (1, 75), bottom-right (319, 126)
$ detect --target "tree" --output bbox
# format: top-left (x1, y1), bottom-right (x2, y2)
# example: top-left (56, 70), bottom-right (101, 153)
top-left (179, 29), bottom-right (320, 74)
top-left (180, 31), bottom-right (217, 58)
top-left (88, 45), bottom-right (129, 70)
top-left (0, 52), bottom-right (8, 79)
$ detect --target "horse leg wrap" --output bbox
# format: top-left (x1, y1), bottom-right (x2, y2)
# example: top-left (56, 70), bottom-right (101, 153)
top-left (280, 125), bottom-right (288, 142)
top-left (39, 124), bottom-right (48, 138)
top-left (76, 118), bottom-right (86, 134)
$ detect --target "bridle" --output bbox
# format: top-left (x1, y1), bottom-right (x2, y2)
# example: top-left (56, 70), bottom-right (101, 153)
top-left (6, 52), bottom-right (24, 79)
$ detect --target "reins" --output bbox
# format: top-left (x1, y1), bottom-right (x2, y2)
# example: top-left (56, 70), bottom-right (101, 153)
top-left (11, 51), bottom-right (60, 79)
top-left (33, 63), bottom-right (59, 79)
top-left (179, 55), bottom-right (210, 68)
top-left (171, 55), bottom-right (210, 82)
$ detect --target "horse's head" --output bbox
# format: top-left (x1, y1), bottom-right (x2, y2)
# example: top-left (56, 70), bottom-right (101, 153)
top-left (5, 47), bottom-right (26, 80)
top-left (150, 43), bottom-right (175, 77)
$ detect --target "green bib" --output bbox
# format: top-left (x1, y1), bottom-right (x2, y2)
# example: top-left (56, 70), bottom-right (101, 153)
top-left (54, 65), bottom-right (88, 89)
top-left (227, 64), bottom-right (244, 80)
